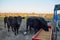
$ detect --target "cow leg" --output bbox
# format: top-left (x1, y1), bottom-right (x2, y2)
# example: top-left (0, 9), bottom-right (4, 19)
top-left (26, 24), bottom-right (28, 32)
top-left (29, 26), bottom-right (32, 33)
top-left (15, 27), bottom-right (19, 35)
top-left (16, 24), bottom-right (20, 34)
top-left (34, 28), bottom-right (37, 34)
top-left (12, 27), bottom-right (14, 32)
top-left (11, 25), bottom-right (14, 32)
top-left (16, 27), bottom-right (19, 34)
top-left (14, 27), bottom-right (17, 35)
top-left (7, 24), bottom-right (10, 32)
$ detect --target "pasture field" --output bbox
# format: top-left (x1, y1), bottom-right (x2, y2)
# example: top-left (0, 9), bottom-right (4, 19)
top-left (0, 17), bottom-right (4, 21)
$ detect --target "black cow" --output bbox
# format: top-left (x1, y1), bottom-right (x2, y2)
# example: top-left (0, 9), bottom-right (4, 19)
top-left (4, 16), bottom-right (8, 28)
top-left (6, 16), bottom-right (22, 35)
top-left (12, 16), bottom-right (22, 35)
top-left (26, 16), bottom-right (49, 33)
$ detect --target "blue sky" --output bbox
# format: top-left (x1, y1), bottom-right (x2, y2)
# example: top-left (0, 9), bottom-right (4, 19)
top-left (0, 0), bottom-right (60, 13)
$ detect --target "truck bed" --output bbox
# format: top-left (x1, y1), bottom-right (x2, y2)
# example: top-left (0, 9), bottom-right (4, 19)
top-left (32, 26), bottom-right (52, 40)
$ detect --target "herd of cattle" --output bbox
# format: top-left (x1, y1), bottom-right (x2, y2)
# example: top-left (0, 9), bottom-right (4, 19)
top-left (4, 16), bottom-right (49, 35)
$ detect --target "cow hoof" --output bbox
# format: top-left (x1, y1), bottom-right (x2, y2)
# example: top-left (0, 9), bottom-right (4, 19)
top-left (15, 33), bottom-right (17, 36)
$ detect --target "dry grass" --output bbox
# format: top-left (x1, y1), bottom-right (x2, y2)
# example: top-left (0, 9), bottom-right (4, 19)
top-left (0, 13), bottom-right (53, 18)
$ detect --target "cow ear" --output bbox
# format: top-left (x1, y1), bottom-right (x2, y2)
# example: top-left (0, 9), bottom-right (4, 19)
top-left (22, 17), bottom-right (25, 19)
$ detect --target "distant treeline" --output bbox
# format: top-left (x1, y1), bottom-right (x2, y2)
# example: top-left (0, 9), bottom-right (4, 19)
top-left (0, 13), bottom-right (53, 18)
